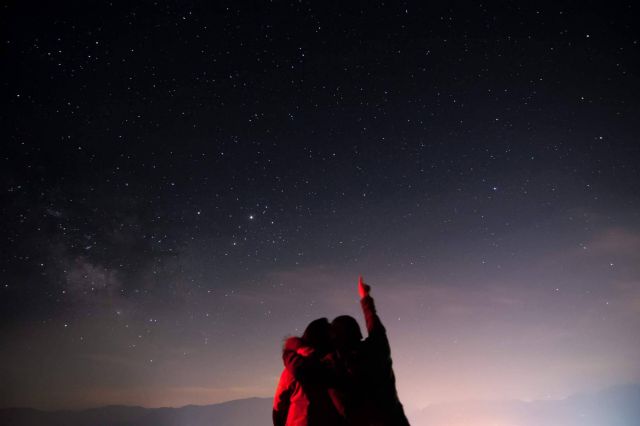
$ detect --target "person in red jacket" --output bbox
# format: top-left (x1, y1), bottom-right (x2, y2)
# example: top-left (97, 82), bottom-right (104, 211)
top-left (273, 318), bottom-right (344, 426)
top-left (329, 276), bottom-right (410, 426)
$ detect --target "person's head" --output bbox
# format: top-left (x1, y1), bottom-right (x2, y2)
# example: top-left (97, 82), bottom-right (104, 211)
top-left (302, 317), bottom-right (332, 355)
top-left (331, 315), bottom-right (363, 350)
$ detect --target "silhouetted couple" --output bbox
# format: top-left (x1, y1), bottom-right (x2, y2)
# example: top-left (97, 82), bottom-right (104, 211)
top-left (273, 276), bottom-right (410, 426)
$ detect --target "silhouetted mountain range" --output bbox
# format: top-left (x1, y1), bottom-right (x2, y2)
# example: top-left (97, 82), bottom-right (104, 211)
top-left (2, 384), bottom-right (638, 426)
top-left (0, 397), bottom-right (273, 426)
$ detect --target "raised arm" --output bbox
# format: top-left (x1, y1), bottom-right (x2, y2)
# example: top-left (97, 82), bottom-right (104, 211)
top-left (358, 275), bottom-right (386, 335)
top-left (358, 275), bottom-right (391, 357)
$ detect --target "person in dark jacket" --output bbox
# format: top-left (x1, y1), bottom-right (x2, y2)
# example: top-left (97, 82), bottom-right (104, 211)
top-left (329, 276), bottom-right (410, 426)
top-left (273, 318), bottom-right (344, 426)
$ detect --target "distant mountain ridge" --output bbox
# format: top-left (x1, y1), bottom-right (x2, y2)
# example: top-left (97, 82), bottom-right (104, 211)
top-left (2, 384), bottom-right (639, 426)
top-left (0, 397), bottom-right (273, 426)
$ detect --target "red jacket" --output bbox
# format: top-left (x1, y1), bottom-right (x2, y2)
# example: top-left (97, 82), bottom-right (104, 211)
top-left (274, 342), bottom-right (343, 426)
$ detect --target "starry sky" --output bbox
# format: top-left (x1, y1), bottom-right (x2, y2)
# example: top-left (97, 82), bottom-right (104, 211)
top-left (1, 1), bottom-right (640, 413)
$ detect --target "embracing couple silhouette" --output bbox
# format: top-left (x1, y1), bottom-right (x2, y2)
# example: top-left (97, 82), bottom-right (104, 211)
top-left (273, 276), bottom-right (410, 426)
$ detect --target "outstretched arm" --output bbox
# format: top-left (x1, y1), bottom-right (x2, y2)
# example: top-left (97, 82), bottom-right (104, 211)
top-left (358, 275), bottom-right (390, 356)
top-left (282, 337), bottom-right (329, 384)
top-left (358, 275), bottom-right (385, 335)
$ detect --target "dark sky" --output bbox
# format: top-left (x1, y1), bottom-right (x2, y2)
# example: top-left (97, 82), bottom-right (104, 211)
top-left (1, 1), bottom-right (640, 412)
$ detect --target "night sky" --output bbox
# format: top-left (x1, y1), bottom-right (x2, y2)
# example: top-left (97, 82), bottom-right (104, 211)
top-left (2, 1), bottom-right (640, 414)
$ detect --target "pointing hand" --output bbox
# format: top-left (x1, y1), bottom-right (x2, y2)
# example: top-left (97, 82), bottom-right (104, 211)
top-left (358, 275), bottom-right (371, 299)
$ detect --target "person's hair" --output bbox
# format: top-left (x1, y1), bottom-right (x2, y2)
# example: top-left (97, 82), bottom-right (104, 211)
top-left (331, 315), bottom-right (362, 348)
top-left (302, 317), bottom-right (331, 351)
